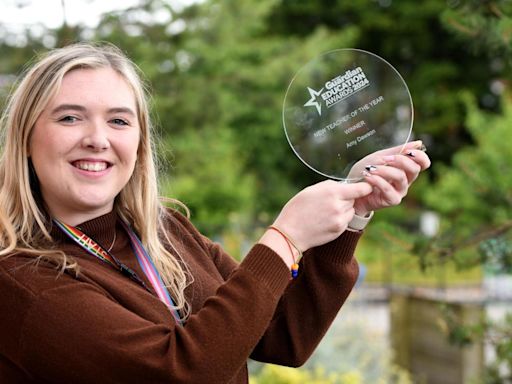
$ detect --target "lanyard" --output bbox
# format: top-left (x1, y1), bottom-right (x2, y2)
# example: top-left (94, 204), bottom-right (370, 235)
top-left (53, 218), bottom-right (183, 326)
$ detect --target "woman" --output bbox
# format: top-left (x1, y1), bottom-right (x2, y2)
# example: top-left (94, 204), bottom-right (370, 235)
top-left (0, 43), bottom-right (430, 383)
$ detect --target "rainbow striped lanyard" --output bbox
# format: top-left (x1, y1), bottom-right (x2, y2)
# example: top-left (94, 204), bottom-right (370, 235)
top-left (53, 218), bottom-right (183, 326)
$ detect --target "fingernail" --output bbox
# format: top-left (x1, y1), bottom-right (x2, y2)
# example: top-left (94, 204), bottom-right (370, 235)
top-left (365, 165), bottom-right (377, 172)
top-left (362, 170), bottom-right (371, 177)
top-left (383, 155), bottom-right (395, 162)
top-left (420, 144), bottom-right (427, 152)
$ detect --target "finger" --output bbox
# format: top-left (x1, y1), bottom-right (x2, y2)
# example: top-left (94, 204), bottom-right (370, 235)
top-left (363, 173), bottom-right (403, 206)
top-left (401, 149), bottom-right (431, 170)
top-left (401, 140), bottom-right (425, 152)
top-left (338, 181), bottom-right (373, 200)
top-left (380, 154), bottom-right (422, 184)
top-left (364, 165), bottom-right (408, 195)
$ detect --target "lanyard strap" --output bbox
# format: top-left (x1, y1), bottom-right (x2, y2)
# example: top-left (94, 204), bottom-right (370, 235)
top-left (53, 218), bottom-right (183, 326)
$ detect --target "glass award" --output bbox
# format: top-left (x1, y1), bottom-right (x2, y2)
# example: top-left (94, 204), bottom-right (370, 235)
top-left (283, 49), bottom-right (413, 182)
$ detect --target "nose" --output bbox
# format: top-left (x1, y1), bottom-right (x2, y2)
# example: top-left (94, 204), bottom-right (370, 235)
top-left (81, 121), bottom-right (110, 151)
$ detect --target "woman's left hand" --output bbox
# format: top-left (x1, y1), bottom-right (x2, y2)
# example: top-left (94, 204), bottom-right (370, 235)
top-left (352, 141), bottom-right (431, 216)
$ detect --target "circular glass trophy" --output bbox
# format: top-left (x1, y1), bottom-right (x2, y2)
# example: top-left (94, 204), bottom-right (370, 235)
top-left (283, 49), bottom-right (413, 182)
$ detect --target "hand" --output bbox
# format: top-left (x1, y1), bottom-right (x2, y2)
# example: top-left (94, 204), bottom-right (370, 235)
top-left (271, 180), bottom-right (372, 252)
top-left (351, 141), bottom-right (431, 216)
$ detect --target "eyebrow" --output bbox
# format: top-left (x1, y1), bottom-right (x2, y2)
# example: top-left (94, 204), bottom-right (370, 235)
top-left (50, 104), bottom-right (136, 117)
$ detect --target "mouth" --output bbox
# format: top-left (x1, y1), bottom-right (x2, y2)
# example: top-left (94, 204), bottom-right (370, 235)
top-left (72, 160), bottom-right (112, 172)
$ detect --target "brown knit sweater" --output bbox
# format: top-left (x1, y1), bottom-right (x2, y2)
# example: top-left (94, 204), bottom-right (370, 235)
top-left (0, 210), bottom-right (361, 383)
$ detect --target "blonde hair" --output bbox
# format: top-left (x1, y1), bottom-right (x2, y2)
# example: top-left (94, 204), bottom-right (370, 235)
top-left (0, 42), bottom-right (190, 318)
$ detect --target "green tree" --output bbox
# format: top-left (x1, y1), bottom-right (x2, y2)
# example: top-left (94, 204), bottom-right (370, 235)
top-left (3, 0), bottom-right (506, 239)
top-left (266, 0), bottom-right (508, 164)
top-left (413, 2), bottom-right (512, 381)
top-left (419, 93), bottom-right (512, 383)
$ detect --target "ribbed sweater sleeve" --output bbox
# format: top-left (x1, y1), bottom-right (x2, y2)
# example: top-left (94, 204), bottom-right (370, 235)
top-left (251, 231), bottom-right (360, 365)
top-left (0, 211), bottom-right (361, 384)
top-left (10, 244), bottom-right (288, 384)
top-left (205, 229), bottom-right (361, 366)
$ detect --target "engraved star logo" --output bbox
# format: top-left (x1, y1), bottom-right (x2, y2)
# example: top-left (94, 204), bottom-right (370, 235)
top-left (304, 87), bottom-right (324, 116)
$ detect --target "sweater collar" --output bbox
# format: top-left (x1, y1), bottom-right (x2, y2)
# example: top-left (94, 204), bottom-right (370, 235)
top-left (50, 210), bottom-right (118, 246)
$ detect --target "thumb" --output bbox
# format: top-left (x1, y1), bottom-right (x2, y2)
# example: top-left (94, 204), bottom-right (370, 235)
top-left (339, 181), bottom-right (373, 199)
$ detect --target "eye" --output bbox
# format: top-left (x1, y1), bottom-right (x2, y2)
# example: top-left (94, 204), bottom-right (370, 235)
top-left (110, 118), bottom-right (129, 126)
top-left (59, 116), bottom-right (79, 123)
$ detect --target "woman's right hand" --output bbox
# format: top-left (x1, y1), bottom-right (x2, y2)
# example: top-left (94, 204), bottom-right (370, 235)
top-left (259, 180), bottom-right (372, 265)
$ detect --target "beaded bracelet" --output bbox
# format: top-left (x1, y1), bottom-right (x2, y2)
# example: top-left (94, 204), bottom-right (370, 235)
top-left (267, 225), bottom-right (302, 279)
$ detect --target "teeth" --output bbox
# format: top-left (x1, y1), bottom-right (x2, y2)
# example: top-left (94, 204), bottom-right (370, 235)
top-left (74, 161), bottom-right (108, 172)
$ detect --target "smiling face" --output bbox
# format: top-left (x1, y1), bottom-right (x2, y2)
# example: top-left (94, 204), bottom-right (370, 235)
top-left (29, 67), bottom-right (140, 225)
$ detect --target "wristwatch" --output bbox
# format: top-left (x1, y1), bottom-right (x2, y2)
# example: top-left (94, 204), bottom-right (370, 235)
top-left (347, 211), bottom-right (374, 231)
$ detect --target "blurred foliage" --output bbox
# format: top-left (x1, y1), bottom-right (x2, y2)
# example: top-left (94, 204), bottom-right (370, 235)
top-left (406, 92), bottom-right (512, 273)
top-left (250, 308), bottom-right (413, 384)
top-left (266, 0), bottom-right (508, 163)
top-left (419, 82), bottom-right (512, 384)
top-left (441, 0), bottom-right (512, 58)
top-left (302, 312), bottom-right (413, 384)
top-left (440, 304), bottom-right (512, 384)
top-left (2, 0), bottom-right (511, 240)
top-left (356, 233), bottom-right (482, 286)
top-left (250, 364), bottom-right (411, 384)
top-left (415, 2), bottom-right (512, 382)
top-left (250, 365), bottom-right (362, 384)
top-left (485, 312), bottom-right (512, 384)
